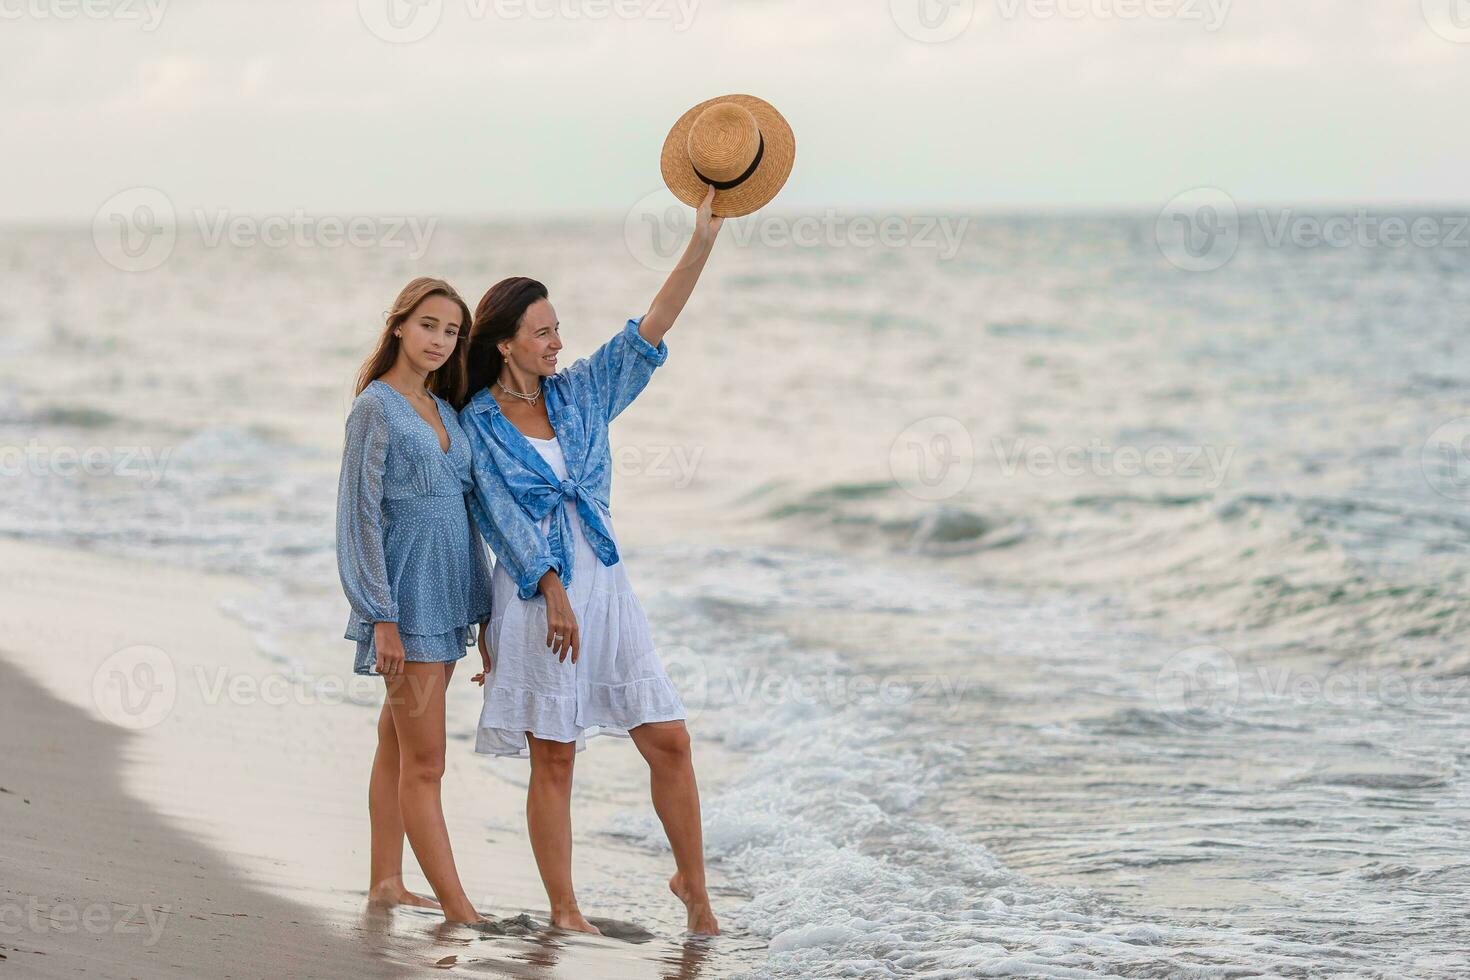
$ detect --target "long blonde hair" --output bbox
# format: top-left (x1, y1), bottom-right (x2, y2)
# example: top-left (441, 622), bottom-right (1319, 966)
top-left (354, 277), bottom-right (472, 404)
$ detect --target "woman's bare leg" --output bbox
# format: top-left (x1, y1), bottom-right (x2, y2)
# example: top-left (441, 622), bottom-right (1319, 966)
top-left (367, 699), bottom-right (440, 908)
top-left (525, 733), bottom-right (599, 933)
top-left (629, 721), bottom-right (719, 935)
top-left (386, 661), bottom-right (479, 924)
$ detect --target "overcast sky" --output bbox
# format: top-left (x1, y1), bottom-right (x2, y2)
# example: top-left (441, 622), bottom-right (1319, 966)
top-left (3, 0), bottom-right (1467, 221)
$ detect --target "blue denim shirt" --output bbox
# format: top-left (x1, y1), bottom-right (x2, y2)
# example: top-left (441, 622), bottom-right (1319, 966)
top-left (459, 315), bottom-right (668, 600)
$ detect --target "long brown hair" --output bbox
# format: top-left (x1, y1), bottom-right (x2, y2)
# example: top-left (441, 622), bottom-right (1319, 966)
top-left (459, 276), bottom-right (549, 410)
top-left (354, 277), bottom-right (472, 404)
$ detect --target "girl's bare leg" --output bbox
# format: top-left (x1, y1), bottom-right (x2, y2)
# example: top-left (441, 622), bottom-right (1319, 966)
top-left (367, 699), bottom-right (440, 908)
top-left (525, 733), bottom-right (599, 933)
top-left (386, 661), bottom-right (480, 924)
top-left (629, 720), bottom-right (719, 935)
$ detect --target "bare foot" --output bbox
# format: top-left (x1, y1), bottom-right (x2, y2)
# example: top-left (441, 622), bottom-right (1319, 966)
top-left (367, 885), bottom-right (442, 910)
top-left (549, 908), bottom-right (602, 935)
top-left (669, 872), bottom-right (720, 936)
top-left (442, 904), bottom-right (485, 926)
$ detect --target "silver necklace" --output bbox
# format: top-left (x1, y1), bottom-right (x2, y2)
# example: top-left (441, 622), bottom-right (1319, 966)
top-left (496, 377), bottom-right (541, 405)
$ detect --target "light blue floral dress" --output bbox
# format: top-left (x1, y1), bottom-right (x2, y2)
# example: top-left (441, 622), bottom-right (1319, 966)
top-left (336, 380), bottom-right (493, 676)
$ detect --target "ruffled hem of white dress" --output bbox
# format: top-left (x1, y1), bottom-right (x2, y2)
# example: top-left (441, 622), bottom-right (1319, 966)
top-left (474, 674), bottom-right (687, 757)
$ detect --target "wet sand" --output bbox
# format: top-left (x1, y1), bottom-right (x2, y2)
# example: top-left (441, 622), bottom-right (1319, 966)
top-left (0, 657), bottom-right (398, 978)
top-left (0, 540), bottom-right (759, 978)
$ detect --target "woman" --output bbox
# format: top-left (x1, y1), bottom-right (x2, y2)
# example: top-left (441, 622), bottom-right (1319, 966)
top-left (457, 187), bottom-right (723, 935)
top-left (336, 276), bottom-right (492, 925)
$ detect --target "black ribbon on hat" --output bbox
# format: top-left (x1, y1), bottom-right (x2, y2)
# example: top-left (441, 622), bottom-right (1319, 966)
top-left (693, 133), bottom-right (764, 191)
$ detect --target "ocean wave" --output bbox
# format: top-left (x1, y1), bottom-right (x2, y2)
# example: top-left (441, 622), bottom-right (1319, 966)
top-left (763, 482), bottom-right (1469, 673)
top-left (33, 404), bottom-right (124, 429)
top-left (596, 570), bottom-right (1417, 978)
top-left (761, 483), bottom-right (1028, 556)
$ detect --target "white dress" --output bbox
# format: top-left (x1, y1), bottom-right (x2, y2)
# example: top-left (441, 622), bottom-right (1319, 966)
top-left (475, 434), bottom-right (687, 757)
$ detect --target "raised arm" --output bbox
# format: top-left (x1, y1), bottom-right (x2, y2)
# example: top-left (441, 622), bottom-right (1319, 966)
top-left (566, 316), bottom-right (669, 423)
top-left (638, 185), bottom-right (724, 347)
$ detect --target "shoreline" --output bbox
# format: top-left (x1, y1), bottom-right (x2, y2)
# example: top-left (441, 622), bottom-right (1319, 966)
top-left (0, 538), bottom-right (760, 978)
top-left (0, 656), bottom-right (397, 978)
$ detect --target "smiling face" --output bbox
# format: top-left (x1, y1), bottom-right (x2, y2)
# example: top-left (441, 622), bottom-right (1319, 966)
top-left (499, 297), bottom-right (563, 378)
top-left (396, 294), bottom-right (463, 376)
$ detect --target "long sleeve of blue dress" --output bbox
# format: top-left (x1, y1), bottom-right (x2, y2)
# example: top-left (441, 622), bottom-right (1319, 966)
top-left (336, 395), bottom-right (399, 624)
top-left (465, 503), bottom-right (495, 624)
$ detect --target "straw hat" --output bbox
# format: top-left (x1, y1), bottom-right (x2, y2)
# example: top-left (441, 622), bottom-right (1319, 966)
top-left (660, 94), bottom-right (795, 218)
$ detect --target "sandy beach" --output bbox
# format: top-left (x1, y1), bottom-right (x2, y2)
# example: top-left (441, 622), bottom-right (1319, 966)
top-left (0, 539), bottom-right (760, 978)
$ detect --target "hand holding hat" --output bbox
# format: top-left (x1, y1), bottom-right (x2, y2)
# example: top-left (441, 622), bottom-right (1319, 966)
top-left (661, 94), bottom-right (796, 219)
top-left (693, 185), bottom-right (723, 247)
